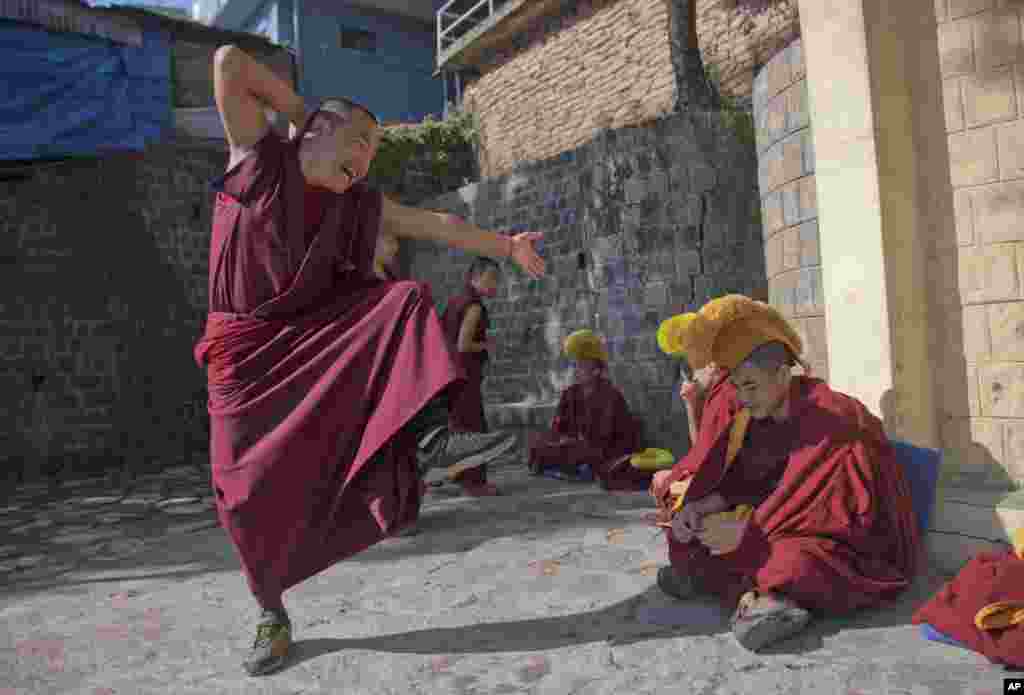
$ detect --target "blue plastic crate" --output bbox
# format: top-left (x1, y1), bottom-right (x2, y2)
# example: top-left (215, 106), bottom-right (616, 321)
top-left (890, 440), bottom-right (942, 534)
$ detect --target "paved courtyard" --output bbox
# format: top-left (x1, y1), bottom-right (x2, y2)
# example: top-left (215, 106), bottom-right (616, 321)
top-left (0, 461), bottom-right (1012, 694)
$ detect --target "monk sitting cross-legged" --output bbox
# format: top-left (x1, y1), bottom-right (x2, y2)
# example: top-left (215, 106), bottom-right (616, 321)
top-left (650, 295), bottom-right (920, 652)
top-left (195, 45), bottom-right (546, 677)
top-left (528, 330), bottom-right (651, 491)
top-left (437, 257), bottom-right (504, 497)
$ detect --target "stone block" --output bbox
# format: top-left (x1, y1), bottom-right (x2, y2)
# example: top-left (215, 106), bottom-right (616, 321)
top-left (675, 249), bottom-right (702, 277)
top-left (1001, 419), bottom-right (1024, 481)
top-left (987, 300), bottom-right (1024, 360)
top-left (978, 362), bottom-right (1024, 416)
top-left (963, 67), bottom-right (1018, 127)
top-left (801, 130), bottom-right (815, 175)
top-left (786, 81), bottom-right (810, 133)
top-left (781, 136), bottom-right (804, 185)
top-left (962, 304), bottom-right (993, 361)
top-left (939, 17), bottom-right (976, 76)
top-left (939, 357), bottom-right (981, 417)
top-left (948, 128), bottom-right (999, 186)
top-left (762, 191), bottom-right (785, 236)
top-left (798, 220), bottom-right (821, 266)
top-left (958, 242), bottom-right (1020, 302)
top-left (782, 226), bottom-right (801, 271)
top-left (949, 0), bottom-right (995, 18)
top-left (973, 180), bottom-right (1024, 243)
top-left (954, 188), bottom-right (975, 245)
top-left (973, 8), bottom-right (1023, 70)
top-left (937, 0), bottom-right (950, 22)
top-left (944, 78), bottom-right (966, 132)
top-left (996, 119), bottom-right (1024, 180)
top-left (765, 233), bottom-right (783, 278)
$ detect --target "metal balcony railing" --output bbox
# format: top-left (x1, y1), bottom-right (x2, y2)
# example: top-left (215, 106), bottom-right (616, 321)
top-left (436, 0), bottom-right (506, 62)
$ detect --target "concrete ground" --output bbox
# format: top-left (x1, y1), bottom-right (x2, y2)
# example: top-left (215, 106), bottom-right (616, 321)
top-left (0, 460), bottom-right (1013, 695)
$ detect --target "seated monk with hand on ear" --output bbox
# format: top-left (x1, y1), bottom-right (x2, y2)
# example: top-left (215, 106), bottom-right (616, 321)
top-left (528, 330), bottom-right (651, 491)
top-left (650, 295), bottom-right (920, 653)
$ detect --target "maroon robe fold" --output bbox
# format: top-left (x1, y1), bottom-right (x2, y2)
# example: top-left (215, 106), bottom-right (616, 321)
top-left (659, 373), bottom-right (921, 614)
top-left (193, 112), bottom-right (462, 605)
top-left (528, 378), bottom-right (650, 491)
top-left (912, 550), bottom-right (1024, 668)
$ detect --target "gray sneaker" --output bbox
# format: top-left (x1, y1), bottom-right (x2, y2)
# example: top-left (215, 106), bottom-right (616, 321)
top-left (418, 429), bottom-right (517, 477)
top-left (243, 609), bottom-right (291, 677)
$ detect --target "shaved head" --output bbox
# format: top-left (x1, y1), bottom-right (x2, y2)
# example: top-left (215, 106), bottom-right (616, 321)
top-left (299, 97), bottom-right (381, 193)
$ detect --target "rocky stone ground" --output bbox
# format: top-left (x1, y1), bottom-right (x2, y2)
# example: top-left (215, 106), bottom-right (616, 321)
top-left (0, 461), bottom-right (1013, 695)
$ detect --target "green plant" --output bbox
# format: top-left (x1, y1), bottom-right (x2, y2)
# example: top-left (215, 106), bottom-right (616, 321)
top-left (702, 63), bottom-right (756, 147)
top-left (369, 109), bottom-right (479, 185)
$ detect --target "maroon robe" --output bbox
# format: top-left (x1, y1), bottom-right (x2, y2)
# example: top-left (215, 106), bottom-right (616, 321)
top-left (528, 378), bottom-right (650, 491)
top-left (912, 550), bottom-right (1024, 668)
top-left (440, 283), bottom-right (490, 433)
top-left (193, 110), bottom-right (462, 605)
top-left (439, 285), bottom-right (491, 486)
top-left (658, 373), bottom-right (921, 614)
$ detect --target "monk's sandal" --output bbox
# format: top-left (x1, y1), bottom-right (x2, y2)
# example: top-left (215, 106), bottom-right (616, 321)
top-left (244, 610), bottom-right (292, 676)
top-left (656, 566), bottom-right (703, 601)
top-left (422, 430), bottom-right (517, 477)
top-left (730, 591), bottom-right (811, 653)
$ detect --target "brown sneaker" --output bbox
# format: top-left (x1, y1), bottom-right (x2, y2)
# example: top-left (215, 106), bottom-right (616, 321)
top-left (243, 610), bottom-right (292, 676)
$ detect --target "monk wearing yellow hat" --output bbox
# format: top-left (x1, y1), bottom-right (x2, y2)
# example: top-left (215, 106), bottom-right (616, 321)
top-left (651, 295), bottom-right (921, 652)
top-left (527, 330), bottom-right (651, 490)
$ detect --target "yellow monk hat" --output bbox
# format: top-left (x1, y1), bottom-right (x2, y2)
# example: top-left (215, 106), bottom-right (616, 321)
top-left (564, 329), bottom-right (608, 363)
top-left (656, 294), bottom-right (803, 371)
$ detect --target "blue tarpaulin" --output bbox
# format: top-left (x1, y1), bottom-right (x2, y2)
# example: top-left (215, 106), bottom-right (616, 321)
top-left (0, 19), bottom-right (171, 160)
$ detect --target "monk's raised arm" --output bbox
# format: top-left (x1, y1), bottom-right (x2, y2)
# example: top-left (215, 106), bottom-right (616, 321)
top-left (457, 304), bottom-right (487, 353)
top-left (213, 45), bottom-right (307, 159)
top-left (380, 196), bottom-right (545, 278)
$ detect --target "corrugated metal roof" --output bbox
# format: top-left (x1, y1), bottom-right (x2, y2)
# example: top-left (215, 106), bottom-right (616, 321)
top-left (0, 0), bottom-right (143, 45)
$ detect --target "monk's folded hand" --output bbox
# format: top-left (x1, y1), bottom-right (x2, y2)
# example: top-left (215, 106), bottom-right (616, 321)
top-left (510, 232), bottom-right (546, 278)
top-left (697, 516), bottom-right (749, 556)
top-left (651, 469), bottom-right (676, 501)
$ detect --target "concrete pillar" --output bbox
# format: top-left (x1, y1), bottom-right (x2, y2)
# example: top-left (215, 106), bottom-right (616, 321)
top-left (796, 0), bottom-right (949, 449)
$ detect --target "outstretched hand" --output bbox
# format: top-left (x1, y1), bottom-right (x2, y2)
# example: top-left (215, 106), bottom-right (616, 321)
top-left (510, 232), bottom-right (545, 278)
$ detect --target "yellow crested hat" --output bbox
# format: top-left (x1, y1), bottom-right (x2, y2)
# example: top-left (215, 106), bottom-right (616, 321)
top-left (656, 294), bottom-right (803, 371)
top-left (564, 329), bottom-right (608, 363)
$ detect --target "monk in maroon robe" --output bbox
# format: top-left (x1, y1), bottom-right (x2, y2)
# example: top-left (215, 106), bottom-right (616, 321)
top-left (439, 258), bottom-right (503, 496)
top-left (528, 330), bottom-right (650, 491)
top-left (911, 535), bottom-right (1024, 668)
top-left (651, 295), bottom-right (920, 652)
top-left (196, 45), bottom-right (545, 677)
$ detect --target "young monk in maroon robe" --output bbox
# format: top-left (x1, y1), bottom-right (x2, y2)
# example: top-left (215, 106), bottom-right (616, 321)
top-left (195, 45), bottom-right (545, 676)
top-left (527, 330), bottom-right (650, 491)
top-left (911, 530), bottom-right (1024, 668)
top-left (438, 257), bottom-right (503, 496)
top-left (650, 295), bottom-right (920, 652)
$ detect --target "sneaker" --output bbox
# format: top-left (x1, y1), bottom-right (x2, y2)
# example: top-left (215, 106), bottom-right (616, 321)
top-left (420, 430), bottom-right (517, 477)
top-left (417, 424), bottom-right (447, 452)
top-left (243, 610), bottom-right (292, 677)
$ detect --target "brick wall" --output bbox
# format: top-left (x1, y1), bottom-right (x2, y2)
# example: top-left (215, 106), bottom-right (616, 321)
top-left (0, 132), bottom-right (472, 483)
top-left (463, 0), bottom-right (682, 179)
top-left (0, 143), bottom-right (222, 482)
top-left (752, 39), bottom-right (827, 379)
top-left (695, 0), bottom-right (800, 106)
top-left (934, 0), bottom-right (1024, 488)
top-left (409, 109), bottom-right (765, 458)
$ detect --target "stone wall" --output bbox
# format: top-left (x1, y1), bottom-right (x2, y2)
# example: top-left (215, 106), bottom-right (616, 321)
top-left (752, 39), bottom-right (827, 379)
top-left (934, 0), bottom-right (1024, 488)
top-left (695, 0), bottom-right (800, 105)
top-left (463, 0), bottom-right (680, 179)
top-left (410, 110), bottom-right (766, 457)
top-left (0, 132), bottom-right (473, 482)
top-left (0, 144), bottom-right (222, 482)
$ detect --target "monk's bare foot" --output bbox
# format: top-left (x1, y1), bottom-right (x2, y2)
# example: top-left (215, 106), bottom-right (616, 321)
top-left (730, 591), bottom-right (811, 652)
top-left (244, 609), bottom-right (292, 676)
top-left (460, 482), bottom-right (500, 497)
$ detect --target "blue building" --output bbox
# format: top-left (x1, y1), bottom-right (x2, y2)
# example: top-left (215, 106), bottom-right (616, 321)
top-left (193, 0), bottom-right (449, 123)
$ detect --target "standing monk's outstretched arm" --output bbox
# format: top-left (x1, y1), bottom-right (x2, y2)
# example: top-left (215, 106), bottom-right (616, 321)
top-left (380, 197), bottom-right (546, 278)
top-left (213, 44), bottom-right (308, 165)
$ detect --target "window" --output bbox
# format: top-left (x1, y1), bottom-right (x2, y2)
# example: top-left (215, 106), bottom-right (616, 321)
top-left (340, 28), bottom-right (376, 53)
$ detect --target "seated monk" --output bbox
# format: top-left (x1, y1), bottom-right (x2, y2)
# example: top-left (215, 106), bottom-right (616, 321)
top-left (528, 330), bottom-right (651, 491)
top-left (650, 295), bottom-right (920, 652)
